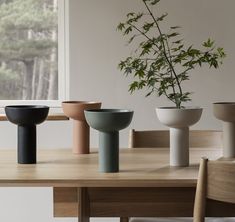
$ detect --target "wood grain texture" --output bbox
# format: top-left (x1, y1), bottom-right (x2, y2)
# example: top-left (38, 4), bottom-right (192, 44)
top-left (54, 187), bottom-right (195, 217)
top-left (207, 160), bottom-right (235, 203)
top-left (0, 148), bottom-right (222, 187)
top-left (54, 186), bottom-right (235, 218)
top-left (206, 199), bottom-right (235, 217)
top-left (193, 158), bottom-right (207, 222)
top-left (54, 187), bottom-right (78, 217)
top-left (0, 113), bottom-right (69, 121)
top-left (193, 158), bottom-right (235, 222)
top-left (129, 129), bottom-right (222, 148)
top-left (129, 130), bottom-right (222, 222)
top-left (89, 187), bottom-right (195, 217)
top-left (79, 188), bottom-right (90, 222)
top-left (120, 217), bottom-right (129, 222)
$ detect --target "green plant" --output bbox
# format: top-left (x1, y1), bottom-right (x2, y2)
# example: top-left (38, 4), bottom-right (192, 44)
top-left (117, 0), bottom-right (226, 108)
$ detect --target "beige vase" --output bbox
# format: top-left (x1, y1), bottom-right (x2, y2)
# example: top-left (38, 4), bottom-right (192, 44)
top-left (62, 101), bottom-right (101, 154)
top-left (213, 102), bottom-right (235, 158)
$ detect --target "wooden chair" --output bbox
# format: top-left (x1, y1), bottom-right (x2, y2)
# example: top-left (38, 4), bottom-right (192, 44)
top-left (127, 129), bottom-right (223, 222)
top-left (193, 158), bottom-right (235, 222)
top-left (128, 129), bottom-right (222, 149)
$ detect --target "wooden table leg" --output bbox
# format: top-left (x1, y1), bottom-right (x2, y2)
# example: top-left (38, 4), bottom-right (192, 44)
top-left (78, 188), bottom-right (90, 222)
top-left (120, 217), bottom-right (129, 222)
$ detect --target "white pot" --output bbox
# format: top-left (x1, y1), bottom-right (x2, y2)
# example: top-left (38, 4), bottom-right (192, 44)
top-left (156, 107), bottom-right (203, 167)
top-left (213, 102), bottom-right (235, 158)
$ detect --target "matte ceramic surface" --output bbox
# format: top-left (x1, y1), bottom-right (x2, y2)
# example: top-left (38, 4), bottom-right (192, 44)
top-left (156, 107), bottom-right (202, 167)
top-left (62, 101), bottom-right (101, 154)
top-left (5, 105), bottom-right (49, 164)
top-left (213, 102), bottom-right (235, 158)
top-left (156, 107), bottom-right (203, 128)
top-left (213, 102), bottom-right (235, 122)
top-left (85, 109), bottom-right (134, 173)
top-left (5, 105), bottom-right (49, 125)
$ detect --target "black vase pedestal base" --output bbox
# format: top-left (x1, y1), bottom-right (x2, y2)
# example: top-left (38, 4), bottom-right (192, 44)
top-left (18, 125), bottom-right (36, 164)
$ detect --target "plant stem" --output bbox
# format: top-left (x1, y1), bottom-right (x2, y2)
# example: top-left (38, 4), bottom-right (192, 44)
top-left (142, 0), bottom-right (182, 108)
top-left (128, 23), bottom-right (161, 53)
top-left (165, 38), bottom-right (177, 105)
top-left (155, 86), bottom-right (176, 106)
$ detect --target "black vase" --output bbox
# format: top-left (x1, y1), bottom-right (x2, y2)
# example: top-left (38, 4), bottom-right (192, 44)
top-left (5, 105), bottom-right (49, 164)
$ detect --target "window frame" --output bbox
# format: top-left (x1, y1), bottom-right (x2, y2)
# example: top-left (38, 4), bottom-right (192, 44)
top-left (0, 0), bottom-right (69, 109)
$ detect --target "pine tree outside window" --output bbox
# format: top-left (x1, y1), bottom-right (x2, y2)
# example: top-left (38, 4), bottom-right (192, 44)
top-left (0, 0), bottom-right (68, 108)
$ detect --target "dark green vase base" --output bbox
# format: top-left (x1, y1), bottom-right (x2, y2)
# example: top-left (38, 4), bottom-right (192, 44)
top-left (99, 131), bottom-right (119, 173)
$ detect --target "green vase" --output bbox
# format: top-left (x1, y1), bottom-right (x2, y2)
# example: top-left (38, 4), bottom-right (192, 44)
top-left (85, 109), bottom-right (134, 173)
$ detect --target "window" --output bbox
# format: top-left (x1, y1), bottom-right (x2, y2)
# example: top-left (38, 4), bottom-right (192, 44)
top-left (0, 0), bottom-right (68, 107)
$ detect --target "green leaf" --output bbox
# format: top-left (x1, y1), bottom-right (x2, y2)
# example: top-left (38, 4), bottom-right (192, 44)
top-left (140, 41), bottom-right (153, 56)
top-left (203, 38), bottom-right (214, 48)
top-left (173, 39), bottom-right (183, 44)
top-left (129, 81), bottom-right (139, 93)
top-left (135, 69), bottom-right (145, 78)
top-left (127, 13), bottom-right (143, 24)
top-left (167, 32), bottom-right (180, 38)
top-left (157, 13), bottom-right (168, 21)
top-left (217, 47), bottom-right (226, 58)
top-left (144, 0), bottom-right (161, 5)
top-left (150, 0), bottom-right (161, 5)
top-left (143, 22), bottom-right (154, 32)
top-left (117, 23), bottom-right (125, 31)
top-left (127, 12), bottom-right (135, 18)
top-left (128, 35), bottom-right (137, 44)
top-left (124, 26), bottom-right (132, 35)
top-left (170, 26), bottom-right (181, 29)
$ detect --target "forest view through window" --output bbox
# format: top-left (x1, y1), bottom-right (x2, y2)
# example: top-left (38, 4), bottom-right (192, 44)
top-left (0, 0), bottom-right (58, 100)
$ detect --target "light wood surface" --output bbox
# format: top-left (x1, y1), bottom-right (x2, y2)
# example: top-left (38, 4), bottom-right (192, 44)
top-left (54, 187), bottom-right (235, 218)
top-left (0, 148), bottom-right (222, 187)
top-left (54, 187), bottom-right (78, 217)
top-left (54, 187), bottom-right (195, 218)
top-left (193, 158), bottom-right (235, 222)
top-left (0, 148), bottom-right (234, 220)
top-left (128, 130), bottom-right (223, 222)
top-left (207, 160), bottom-right (235, 203)
top-left (0, 113), bottom-right (69, 121)
top-left (129, 129), bottom-right (223, 148)
top-left (193, 158), bottom-right (207, 222)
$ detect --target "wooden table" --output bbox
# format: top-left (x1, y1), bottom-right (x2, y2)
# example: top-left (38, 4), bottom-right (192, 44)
top-left (0, 148), bottom-right (234, 221)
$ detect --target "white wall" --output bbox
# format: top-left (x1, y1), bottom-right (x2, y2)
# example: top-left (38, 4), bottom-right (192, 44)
top-left (0, 0), bottom-right (234, 221)
top-left (69, 0), bottom-right (235, 139)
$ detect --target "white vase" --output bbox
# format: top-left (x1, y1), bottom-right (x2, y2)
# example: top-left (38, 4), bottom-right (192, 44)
top-left (213, 102), bottom-right (235, 158)
top-left (156, 107), bottom-right (203, 167)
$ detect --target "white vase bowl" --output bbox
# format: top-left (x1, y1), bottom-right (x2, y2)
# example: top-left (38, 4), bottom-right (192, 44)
top-left (156, 107), bottom-right (203, 167)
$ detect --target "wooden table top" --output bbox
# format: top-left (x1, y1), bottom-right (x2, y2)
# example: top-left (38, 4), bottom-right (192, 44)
top-left (0, 148), bottom-right (223, 187)
top-left (0, 113), bottom-right (68, 121)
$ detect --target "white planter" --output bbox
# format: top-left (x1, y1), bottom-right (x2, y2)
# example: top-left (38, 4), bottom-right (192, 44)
top-left (156, 107), bottom-right (203, 167)
top-left (213, 102), bottom-right (235, 158)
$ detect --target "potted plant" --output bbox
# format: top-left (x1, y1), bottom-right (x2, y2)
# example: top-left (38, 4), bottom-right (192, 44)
top-left (117, 0), bottom-right (225, 166)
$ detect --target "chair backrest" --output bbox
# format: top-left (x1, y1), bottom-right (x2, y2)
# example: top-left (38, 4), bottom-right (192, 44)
top-left (128, 129), bottom-right (222, 148)
top-left (193, 158), bottom-right (235, 222)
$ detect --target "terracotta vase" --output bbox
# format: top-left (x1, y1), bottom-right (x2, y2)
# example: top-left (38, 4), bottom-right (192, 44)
top-left (62, 101), bottom-right (101, 154)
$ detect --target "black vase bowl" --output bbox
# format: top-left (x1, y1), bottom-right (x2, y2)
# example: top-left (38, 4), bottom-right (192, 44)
top-left (5, 105), bottom-right (49, 164)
